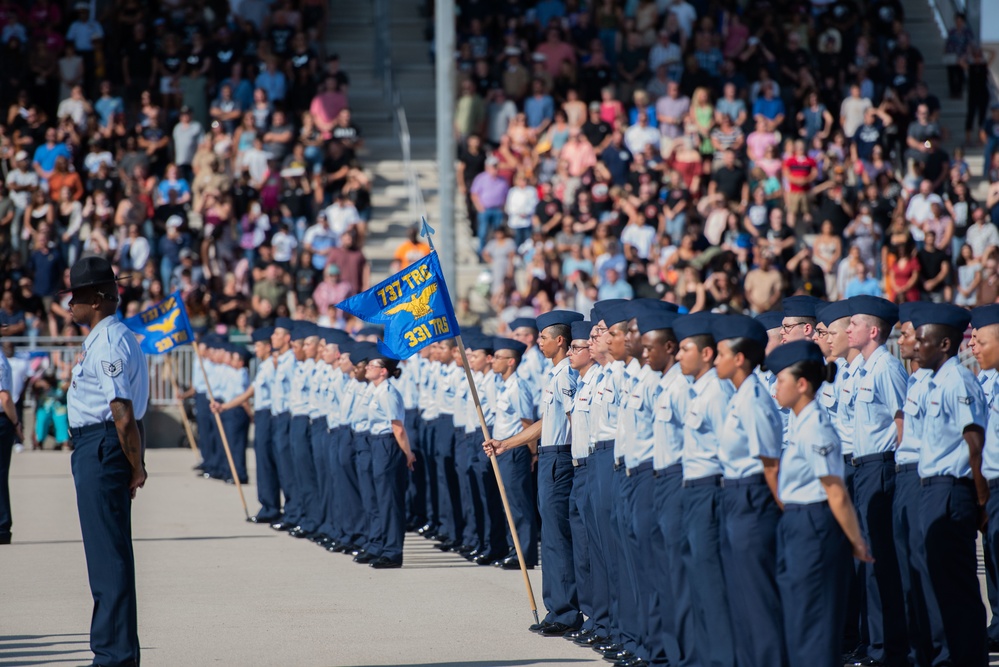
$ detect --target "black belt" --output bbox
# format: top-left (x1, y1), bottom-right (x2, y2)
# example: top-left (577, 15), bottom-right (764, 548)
top-left (594, 440), bottom-right (614, 451)
top-left (722, 473), bottom-right (766, 488)
top-left (783, 501), bottom-right (828, 511)
top-left (613, 456), bottom-right (625, 471)
top-left (572, 457), bottom-right (587, 467)
top-left (70, 422), bottom-right (118, 439)
top-left (539, 445), bottom-right (571, 454)
top-left (989, 478), bottom-right (999, 491)
top-left (368, 433), bottom-right (395, 442)
top-left (683, 474), bottom-right (721, 488)
top-left (653, 463), bottom-right (683, 478)
top-left (843, 454), bottom-right (853, 464)
top-left (626, 460), bottom-right (654, 476)
top-left (853, 451), bottom-right (895, 466)
top-left (921, 475), bottom-right (974, 488)
top-left (896, 462), bottom-right (919, 473)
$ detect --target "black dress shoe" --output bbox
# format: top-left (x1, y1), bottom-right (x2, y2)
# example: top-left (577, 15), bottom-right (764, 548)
top-left (564, 628), bottom-right (592, 641)
top-left (989, 638), bottom-right (999, 653)
top-left (247, 515), bottom-right (279, 524)
top-left (417, 522), bottom-right (435, 536)
top-left (539, 622), bottom-right (576, 637)
top-left (433, 540), bottom-right (457, 551)
top-left (602, 649), bottom-right (634, 662)
top-left (270, 521), bottom-right (293, 531)
top-left (594, 642), bottom-right (623, 653)
top-left (353, 551), bottom-right (377, 564)
top-left (473, 552), bottom-right (500, 565)
top-left (614, 658), bottom-right (646, 667)
top-left (289, 527), bottom-right (310, 538)
top-left (849, 659), bottom-right (884, 667)
top-left (501, 556), bottom-right (532, 570)
top-left (576, 633), bottom-right (608, 646)
top-left (529, 621), bottom-right (553, 634)
top-left (370, 556), bottom-right (403, 569)
top-left (0, 534), bottom-right (10, 545)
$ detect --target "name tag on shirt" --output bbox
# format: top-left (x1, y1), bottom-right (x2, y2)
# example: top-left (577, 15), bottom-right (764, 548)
top-left (902, 396), bottom-right (921, 416)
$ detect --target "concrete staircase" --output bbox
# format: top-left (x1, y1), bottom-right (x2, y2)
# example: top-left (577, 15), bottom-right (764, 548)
top-left (326, 1), bottom-right (481, 287)
top-left (907, 0), bottom-right (988, 198)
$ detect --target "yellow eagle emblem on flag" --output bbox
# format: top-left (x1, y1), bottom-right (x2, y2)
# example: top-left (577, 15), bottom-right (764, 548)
top-left (383, 283), bottom-right (438, 320)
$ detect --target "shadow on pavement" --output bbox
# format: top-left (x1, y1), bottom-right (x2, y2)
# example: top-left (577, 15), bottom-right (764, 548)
top-left (10, 534), bottom-right (276, 546)
top-left (0, 635), bottom-right (92, 667)
top-left (345, 661), bottom-right (586, 667)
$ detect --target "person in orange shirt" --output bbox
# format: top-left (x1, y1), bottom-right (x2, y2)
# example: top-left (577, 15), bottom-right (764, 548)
top-left (391, 226), bottom-right (431, 272)
top-left (47, 156), bottom-right (84, 201)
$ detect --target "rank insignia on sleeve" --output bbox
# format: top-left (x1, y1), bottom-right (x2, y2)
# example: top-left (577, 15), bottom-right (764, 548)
top-left (958, 396), bottom-right (972, 405)
top-left (101, 359), bottom-right (124, 377)
top-left (813, 443), bottom-right (834, 456)
top-left (563, 388), bottom-right (576, 398)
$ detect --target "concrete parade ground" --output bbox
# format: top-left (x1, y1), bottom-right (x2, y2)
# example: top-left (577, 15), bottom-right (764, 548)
top-left (5, 448), bottom-right (999, 667)
top-left (1, 448), bottom-right (600, 667)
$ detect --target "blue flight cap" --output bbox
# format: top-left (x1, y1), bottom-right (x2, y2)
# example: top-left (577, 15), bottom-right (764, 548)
top-left (755, 311), bottom-right (784, 331)
top-left (910, 303), bottom-right (972, 333)
top-left (600, 302), bottom-right (632, 327)
top-left (897, 302), bottom-right (930, 326)
top-left (570, 320), bottom-right (592, 341)
top-left (493, 337), bottom-right (528, 355)
top-left (462, 325), bottom-right (483, 336)
top-left (357, 326), bottom-right (383, 338)
top-left (274, 317), bottom-right (294, 332)
top-left (591, 299), bottom-right (629, 325)
top-left (319, 327), bottom-right (347, 344)
top-left (672, 312), bottom-right (716, 341)
top-left (637, 310), bottom-right (679, 335)
top-left (625, 298), bottom-right (678, 320)
top-left (291, 320), bottom-right (318, 341)
top-left (251, 327), bottom-right (273, 344)
top-left (765, 340), bottom-right (826, 375)
top-left (234, 345), bottom-right (253, 363)
top-left (815, 302), bottom-right (851, 327)
top-left (338, 338), bottom-right (355, 356)
top-left (848, 295), bottom-right (899, 328)
top-left (350, 341), bottom-right (379, 363)
top-left (537, 310), bottom-right (584, 331)
top-left (509, 317), bottom-right (538, 332)
top-left (465, 334), bottom-right (494, 353)
top-left (971, 305), bottom-right (999, 329)
top-left (711, 314), bottom-right (768, 347)
top-left (782, 295), bottom-right (823, 319)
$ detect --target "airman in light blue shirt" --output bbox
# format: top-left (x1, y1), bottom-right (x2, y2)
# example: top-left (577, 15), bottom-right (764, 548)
top-left (68, 315), bottom-right (149, 428)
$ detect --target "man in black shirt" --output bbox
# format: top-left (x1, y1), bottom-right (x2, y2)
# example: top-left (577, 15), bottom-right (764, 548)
top-left (330, 108), bottom-right (362, 158)
top-left (918, 231), bottom-right (951, 302)
top-left (457, 134), bottom-right (486, 234)
top-left (582, 102), bottom-right (611, 151)
top-left (534, 182), bottom-right (563, 236)
top-left (708, 150), bottom-right (748, 207)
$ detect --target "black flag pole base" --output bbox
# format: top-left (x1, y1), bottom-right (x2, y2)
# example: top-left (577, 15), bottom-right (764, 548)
top-left (533, 609), bottom-right (539, 625)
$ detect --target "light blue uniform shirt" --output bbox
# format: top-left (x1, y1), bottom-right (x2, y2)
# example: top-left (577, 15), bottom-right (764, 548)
top-left (493, 373), bottom-right (533, 441)
top-left (853, 345), bottom-right (907, 457)
top-left (339, 374), bottom-right (359, 427)
top-left (308, 363), bottom-right (328, 420)
top-left (682, 368), bottom-right (734, 480)
top-left (439, 363), bottom-right (458, 416)
top-left (757, 367), bottom-right (790, 444)
top-left (324, 369), bottom-right (345, 429)
top-left (368, 380), bottom-right (405, 436)
top-left (779, 399), bottom-right (843, 504)
top-left (252, 357), bottom-right (274, 412)
top-left (68, 315), bottom-right (149, 427)
top-left (222, 366), bottom-right (249, 403)
top-left (270, 350), bottom-right (296, 415)
top-left (613, 358), bottom-right (644, 457)
top-left (400, 356), bottom-right (422, 411)
top-left (451, 367), bottom-right (469, 430)
top-left (982, 373), bottom-right (999, 480)
top-left (419, 359), bottom-right (441, 419)
top-left (289, 358), bottom-right (315, 416)
top-left (0, 352), bottom-right (13, 397)
top-left (897, 368), bottom-right (933, 466)
top-left (593, 360), bottom-right (629, 449)
top-left (570, 366), bottom-right (602, 459)
top-left (541, 357), bottom-right (576, 448)
top-left (918, 356), bottom-right (986, 478)
top-left (719, 372), bottom-right (783, 479)
top-left (193, 356), bottom-right (208, 393)
top-left (463, 370), bottom-right (490, 435)
top-left (621, 365), bottom-right (661, 468)
top-left (653, 363), bottom-right (691, 471)
top-left (350, 381), bottom-right (373, 432)
top-left (519, 346), bottom-right (552, 417)
top-left (820, 354), bottom-right (863, 456)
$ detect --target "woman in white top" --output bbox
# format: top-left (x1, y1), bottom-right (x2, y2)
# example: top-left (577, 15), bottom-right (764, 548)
top-left (364, 353), bottom-right (416, 569)
top-left (767, 341), bottom-right (871, 667)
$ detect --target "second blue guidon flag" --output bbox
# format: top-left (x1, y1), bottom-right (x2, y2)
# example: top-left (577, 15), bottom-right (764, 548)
top-left (122, 291), bottom-right (195, 355)
top-left (336, 250), bottom-right (459, 358)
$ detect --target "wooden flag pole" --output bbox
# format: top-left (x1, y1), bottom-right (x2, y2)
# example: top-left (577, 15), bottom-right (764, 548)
top-left (454, 334), bottom-right (540, 625)
top-left (163, 354), bottom-right (199, 455)
top-left (194, 345), bottom-right (250, 520)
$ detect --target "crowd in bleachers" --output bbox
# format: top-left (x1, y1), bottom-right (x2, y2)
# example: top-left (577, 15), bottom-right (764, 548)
top-left (451, 0), bottom-right (999, 325)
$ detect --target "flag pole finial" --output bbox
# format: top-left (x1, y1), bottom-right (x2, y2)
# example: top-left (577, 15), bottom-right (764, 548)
top-left (420, 216), bottom-right (436, 251)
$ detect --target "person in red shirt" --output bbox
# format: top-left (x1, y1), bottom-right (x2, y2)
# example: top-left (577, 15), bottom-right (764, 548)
top-left (782, 138), bottom-right (817, 231)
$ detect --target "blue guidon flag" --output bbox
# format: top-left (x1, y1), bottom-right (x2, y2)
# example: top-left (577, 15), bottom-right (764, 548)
top-left (336, 250), bottom-right (460, 358)
top-left (122, 291), bottom-right (195, 355)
